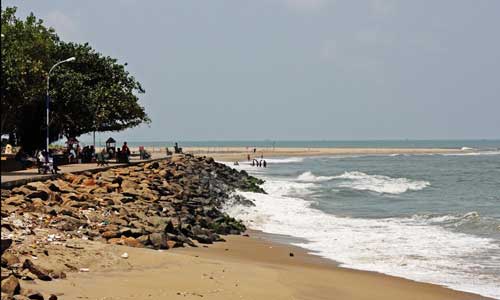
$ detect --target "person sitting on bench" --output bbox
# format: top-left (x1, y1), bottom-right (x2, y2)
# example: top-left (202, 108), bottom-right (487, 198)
top-left (166, 147), bottom-right (172, 156)
top-left (97, 148), bottom-right (109, 166)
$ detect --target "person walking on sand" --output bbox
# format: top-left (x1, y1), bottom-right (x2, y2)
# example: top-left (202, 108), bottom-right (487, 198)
top-left (247, 154), bottom-right (251, 161)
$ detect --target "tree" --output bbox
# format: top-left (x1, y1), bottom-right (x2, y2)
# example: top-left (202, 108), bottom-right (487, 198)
top-left (49, 42), bottom-right (149, 140)
top-left (1, 7), bottom-right (150, 152)
top-left (1, 7), bottom-right (59, 143)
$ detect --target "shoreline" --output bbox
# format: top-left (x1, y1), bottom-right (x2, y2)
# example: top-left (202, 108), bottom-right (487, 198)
top-left (180, 146), bottom-right (467, 161)
top-left (211, 153), bottom-right (499, 299)
top-left (249, 230), bottom-right (496, 299)
top-left (26, 232), bottom-right (492, 300)
top-left (2, 154), bottom-right (495, 299)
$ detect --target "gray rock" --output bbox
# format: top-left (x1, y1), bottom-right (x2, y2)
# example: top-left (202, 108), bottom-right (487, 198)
top-left (149, 233), bottom-right (168, 249)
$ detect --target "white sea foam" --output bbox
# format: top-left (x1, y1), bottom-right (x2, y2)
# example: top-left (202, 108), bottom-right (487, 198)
top-left (297, 171), bottom-right (335, 182)
top-left (218, 157), bottom-right (304, 164)
top-left (441, 150), bottom-right (500, 156)
top-left (218, 157), bottom-right (304, 173)
top-left (333, 171), bottom-right (430, 194)
top-left (411, 211), bottom-right (481, 224)
top-left (263, 180), bottom-right (317, 197)
top-left (225, 180), bottom-right (500, 299)
top-left (217, 161), bottom-right (269, 175)
top-left (261, 157), bottom-right (305, 164)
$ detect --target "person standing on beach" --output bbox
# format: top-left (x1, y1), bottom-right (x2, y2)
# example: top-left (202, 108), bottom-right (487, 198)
top-left (122, 142), bottom-right (131, 163)
top-left (247, 154), bottom-right (251, 161)
top-left (263, 160), bottom-right (267, 168)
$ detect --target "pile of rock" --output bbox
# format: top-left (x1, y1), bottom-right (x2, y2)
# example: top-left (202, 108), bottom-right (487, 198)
top-left (1, 154), bottom-right (264, 299)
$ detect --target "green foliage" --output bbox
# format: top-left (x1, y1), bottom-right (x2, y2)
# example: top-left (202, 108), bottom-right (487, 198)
top-left (1, 7), bottom-right (59, 137)
top-left (50, 41), bottom-right (150, 139)
top-left (1, 7), bottom-right (150, 152)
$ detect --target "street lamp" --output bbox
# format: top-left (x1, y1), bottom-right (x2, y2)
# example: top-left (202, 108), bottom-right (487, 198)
top-left (46, 57), bottom-right (75, 153)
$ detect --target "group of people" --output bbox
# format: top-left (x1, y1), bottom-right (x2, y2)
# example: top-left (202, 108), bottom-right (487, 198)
top-left (66, 141), bottom-right (131, 165)
top-left (2, 139), bottom-right (146, 173)
top-left (103, 141), bottom-right (131, 164)
top-left (67, 144), bottom-right (96, 163)
top-left (245, 153), bottom-right (267, 168)
top-left (251, 159), bottom-right (267, 168)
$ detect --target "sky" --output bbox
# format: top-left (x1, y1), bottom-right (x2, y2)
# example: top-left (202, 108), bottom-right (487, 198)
top-left (5, 0), bottom-right (500, 141)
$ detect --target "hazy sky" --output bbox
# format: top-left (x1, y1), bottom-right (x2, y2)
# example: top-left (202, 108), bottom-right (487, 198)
top-left (6, 0), bottom-right (500, 141)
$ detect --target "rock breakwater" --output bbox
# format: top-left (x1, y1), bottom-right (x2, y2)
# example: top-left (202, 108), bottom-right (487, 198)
top-left (1, 154), bottom-right (264, 299)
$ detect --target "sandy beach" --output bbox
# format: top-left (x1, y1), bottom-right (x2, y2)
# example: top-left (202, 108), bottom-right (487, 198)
top-left (2, 153), bottom-right (494, 300)
top-left (132, 146), bottom-right (466, 162)
top-left (4, 1), bottom-right (498, 299)
top-left (24, 232), bottom-right (489, 300)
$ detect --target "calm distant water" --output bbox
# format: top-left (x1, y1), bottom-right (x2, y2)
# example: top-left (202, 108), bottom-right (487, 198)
top-left (223, 151), bottom-right (500, 299)
top-left (87, 140), bottom-right (500, 150)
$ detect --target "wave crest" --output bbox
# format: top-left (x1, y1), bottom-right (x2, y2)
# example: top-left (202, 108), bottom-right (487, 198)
top-left (224, 189), bottom-right (500, 299)
top-left (263, 157), bottom-right (304, 164)
top-left (335, 171), bottom-right (430, 194)
top-left (297, 171), bottom-right (335, 182)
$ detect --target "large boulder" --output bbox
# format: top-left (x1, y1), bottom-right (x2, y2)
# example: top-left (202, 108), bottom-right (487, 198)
top-left (1, 275), bottom-right (20, 296)
top-left (22, 260), bottom-right (51, 281)
top-left (1, 239), bottom-right (12, 255)
top-left (149, 233), bottom-right (168, 249)
top-left (1, 252), bottom-right (20, 267)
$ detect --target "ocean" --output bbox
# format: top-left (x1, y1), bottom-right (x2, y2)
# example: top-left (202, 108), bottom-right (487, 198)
top-left (85, 139), bottom-right (500, 150)
top-left (221, 148), bottom-right (500, 298)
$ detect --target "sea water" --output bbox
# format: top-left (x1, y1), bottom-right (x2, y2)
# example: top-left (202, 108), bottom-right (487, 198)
top-left (85, 139), bottom-right (500, 150)
top-left (222, 149), bottom-right (500, 299)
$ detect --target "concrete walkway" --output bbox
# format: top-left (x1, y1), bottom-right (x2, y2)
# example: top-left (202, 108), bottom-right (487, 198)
top-left (1, 153), bottom-right (167, 188)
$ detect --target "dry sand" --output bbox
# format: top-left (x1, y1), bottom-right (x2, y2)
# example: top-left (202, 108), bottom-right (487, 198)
top-left (26, 232), bottom-right (489, 300)
top-left (17, 146), bottom-right (486, 300)
top-left (125, 146), bottom-right (464, 162)
top-left (181, 146), bottom-right (463, 162)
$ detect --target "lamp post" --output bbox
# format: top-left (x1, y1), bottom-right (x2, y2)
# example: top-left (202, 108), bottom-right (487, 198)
top-left (46, 57), bottom-right (75, 153)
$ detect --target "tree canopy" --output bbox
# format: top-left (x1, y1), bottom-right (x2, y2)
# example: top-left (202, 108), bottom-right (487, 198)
top-left (1, 7), bottom-right (150, 152)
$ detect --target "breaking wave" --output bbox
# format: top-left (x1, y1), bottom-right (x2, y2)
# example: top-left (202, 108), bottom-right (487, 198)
top-left (335, 171), bottom-right (430, 194)
top-left (262, 157), bottom-right (305, 164)
top-left (224, 180), bottom-right (500, 299)
top-left (297, 171), bottom-right (335, 182)
top-left (441, 150), bottom-right (500, 156)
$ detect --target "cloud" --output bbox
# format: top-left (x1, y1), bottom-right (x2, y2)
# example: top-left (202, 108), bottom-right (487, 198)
top-left (370, 0), bottom-right (397, 17)
top-left (319, 36), bottom-right (385, 79)
top-left (282, 0), bottom-right (332, 12)
top-left (320, 40), bottom-right (339, 61)
top-left (44, 10), bottom-right (78, 40)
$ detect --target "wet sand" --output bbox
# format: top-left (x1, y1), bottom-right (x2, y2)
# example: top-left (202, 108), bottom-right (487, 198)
top-left (27, 232), bottom-right (489, 300)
